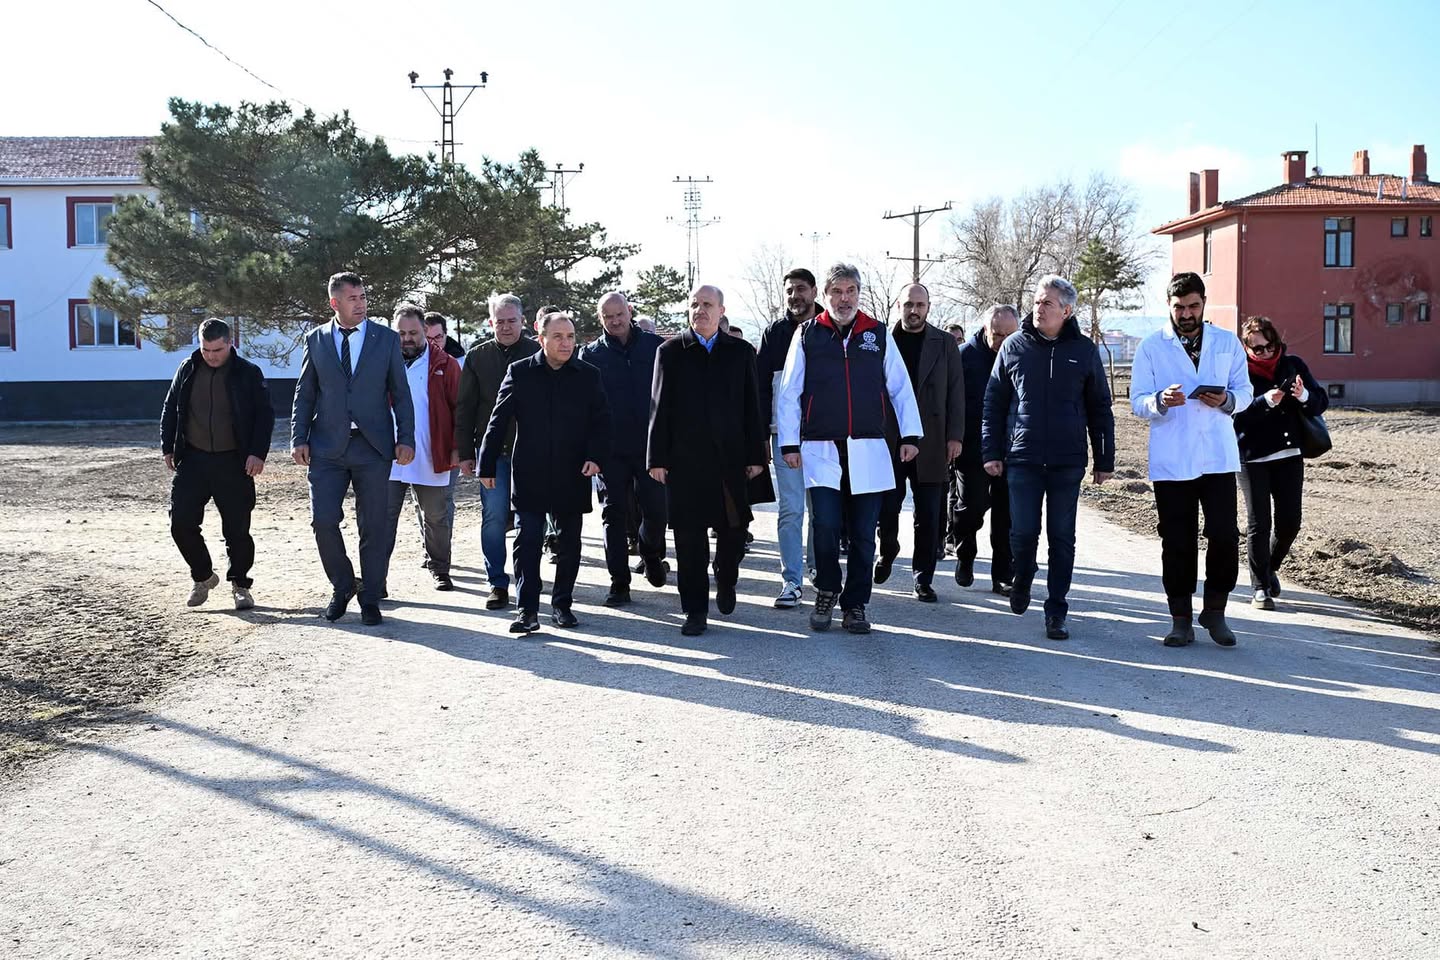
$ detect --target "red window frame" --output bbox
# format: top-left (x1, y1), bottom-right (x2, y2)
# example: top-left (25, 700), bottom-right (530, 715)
top-left (0, 198), bottom-right (11, 249)
top-left (69, 299), bottom-right (140, 350)
top-left (66, 196), bottom-right (115, 248)
top-left (0, 300), bottom-right (14, 350)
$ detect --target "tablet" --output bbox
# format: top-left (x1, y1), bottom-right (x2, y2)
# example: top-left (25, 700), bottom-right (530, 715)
top-left (1188, 385), bottom-right (1225, 399)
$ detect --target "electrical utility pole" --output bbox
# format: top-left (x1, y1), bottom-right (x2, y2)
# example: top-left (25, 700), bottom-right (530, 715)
top-left (408, 67), bottom-right (489, 167)
top-left (800, 231), bottom-right (830, 272)
top-left (882, 202), bottom-right (952, 282)
top-left (667, 176), bottom-right (719, 289)
top-left (547, 162), bottom-right (584, 209)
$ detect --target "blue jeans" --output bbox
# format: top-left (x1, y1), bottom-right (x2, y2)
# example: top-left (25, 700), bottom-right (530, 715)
top-left (810, 470), bottom-right (884, 610)
top-left (772, 435), bottom-right (806, 588)
top-left (479, 455), bottom-right (512, 590)
top-left (1007, 464), bottom-right (1084, 618)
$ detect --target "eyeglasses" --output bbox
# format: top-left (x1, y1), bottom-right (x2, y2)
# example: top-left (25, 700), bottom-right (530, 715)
top-left (1246, 340), bottom-right (1276, 355)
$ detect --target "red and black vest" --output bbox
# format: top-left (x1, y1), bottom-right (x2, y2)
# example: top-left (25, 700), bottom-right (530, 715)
top-left (798, 311), bottom-right (890, 441)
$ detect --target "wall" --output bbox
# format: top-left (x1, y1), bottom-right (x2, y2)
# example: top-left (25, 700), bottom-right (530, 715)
top-left (1170, 216), bottom-right (1240, 331)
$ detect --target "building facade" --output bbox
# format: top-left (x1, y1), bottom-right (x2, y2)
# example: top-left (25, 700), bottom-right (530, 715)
top-left (1154, 146), bottom-right (1440, 405)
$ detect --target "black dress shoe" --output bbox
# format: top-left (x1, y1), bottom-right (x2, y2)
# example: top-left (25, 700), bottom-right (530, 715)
top-left (914, 582), bottom-right (938, 603)
top-left (360, 604), bottom-right (383, 626)
top-left (992, 582), bottom-right (1013, 597)
top-left (1045, 616), bottom-right (1069, 640)
top-left (604, 586), bottom-right (632, 607)
top-left (716, 582), bottom-right (737, 615)
top-left (509, 610), bottom-right (540, 634)
top-left (324, 588), bottom-right (355, 622)
top-left (643, 557), bottom-right (669, 588)
top-left (681, 614), bottom-right (707, 636)
top-left (1198, 608), bottom-right (1237, 647)
top-left (1009, 583), bottom-right (1031, 615)
top-left (433, 573), bottom-right (455, 591)
top-left (873, 556), bottom-right (894, 584)
top-left (551, 607), bottom-right (579, 628)
top-left (485, 587), bottom-right (509, 611)
top-left (954, 559), bottom-right (974, 587)
top-left (633, 558), bottom-right (646, 574)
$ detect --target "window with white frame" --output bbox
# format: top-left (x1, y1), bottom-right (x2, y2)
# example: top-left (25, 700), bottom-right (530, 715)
top-left (0, 198), bottom-right (11, 249)
top-left (69, 199), bottom-right (115, 247)
top-left (71, 301), bottom-right (137, 348)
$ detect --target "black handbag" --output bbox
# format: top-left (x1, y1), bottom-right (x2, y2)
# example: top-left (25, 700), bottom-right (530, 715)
top-left (1296, 410), bottom-right (1332, 459)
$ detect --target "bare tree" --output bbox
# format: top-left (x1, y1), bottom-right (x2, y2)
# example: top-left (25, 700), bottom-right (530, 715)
top-left (737, 242), bottom-right (793, 326)
top-left (853, 255), bottom-right (905, 325)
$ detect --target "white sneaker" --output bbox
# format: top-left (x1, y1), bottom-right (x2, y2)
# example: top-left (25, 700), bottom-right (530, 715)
top-left (232, 585), bottom-right (255, 610)
top-left (774, 583), bottom-right (803, 609)
top-left (187, 572), bottom-right (220, 607)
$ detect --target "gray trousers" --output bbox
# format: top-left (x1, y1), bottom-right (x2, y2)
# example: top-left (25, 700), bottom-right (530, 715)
top-left (381, 476), bottom-right (456, 591)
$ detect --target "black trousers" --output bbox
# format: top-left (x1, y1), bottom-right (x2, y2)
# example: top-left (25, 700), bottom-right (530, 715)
top-left (1153, 472), bottom-right (1239, 616)
top-left (515, 510), bottom-right (582, 614)
top-left (673, 524), bottom-right (745, 617)
top-left (952, 461), bottom-right (1013, 586)
top-left (1237, 456), bottom-right (1305, 590)
top-left (877, 459), bottom-right (944, 586)
top-left (170, 450), bottom-right (256, 588)
top-left (596, 453), bottom-right (667, 588)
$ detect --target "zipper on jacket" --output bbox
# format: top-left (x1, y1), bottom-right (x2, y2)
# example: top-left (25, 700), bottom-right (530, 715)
top-left (842, 332), bottom-right (854, 436)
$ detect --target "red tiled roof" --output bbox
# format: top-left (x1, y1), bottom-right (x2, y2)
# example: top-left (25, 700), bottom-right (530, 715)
top-left (0, 136), bottom-right (153, 181)
top-left (1155, 173), bottom-right (1440, 234)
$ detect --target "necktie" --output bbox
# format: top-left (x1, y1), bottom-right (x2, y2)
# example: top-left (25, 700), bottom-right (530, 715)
top-left (340, 326), bottom-right (356, 378)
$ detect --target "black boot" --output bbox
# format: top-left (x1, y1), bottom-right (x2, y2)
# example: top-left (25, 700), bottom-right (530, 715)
top-left (1197, 605), bottom-right (1237, 647)
top-left (1162, 615), bottom-right (1194, 647)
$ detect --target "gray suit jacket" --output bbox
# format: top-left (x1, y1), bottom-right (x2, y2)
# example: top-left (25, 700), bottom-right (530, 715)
top-left (291, 319), bottom-right (415, 460)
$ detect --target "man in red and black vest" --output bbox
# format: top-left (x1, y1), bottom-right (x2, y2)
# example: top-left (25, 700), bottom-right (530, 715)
top-left (776, 263), bottom-right (924, 634)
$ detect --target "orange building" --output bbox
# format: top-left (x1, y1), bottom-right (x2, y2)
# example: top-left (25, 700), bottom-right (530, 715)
top-left (1153, 146), bottom-right (1440, 404)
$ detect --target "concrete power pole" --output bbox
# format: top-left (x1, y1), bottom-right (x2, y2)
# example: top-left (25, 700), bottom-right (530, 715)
top-left (668, 176), bottom-right (719, 289)
top-left (408, 67), bottom-right (489, 167)
top-left (882, 202), bottom-right (952, 282)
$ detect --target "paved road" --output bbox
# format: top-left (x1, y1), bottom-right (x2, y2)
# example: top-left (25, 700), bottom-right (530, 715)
top-left (3, 505), bottom-right (1437, 958)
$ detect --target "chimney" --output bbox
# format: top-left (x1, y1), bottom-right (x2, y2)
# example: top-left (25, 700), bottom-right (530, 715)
top-left (1188, 172), bottom-right (1201, 214)
top-left (1283, 150), bottom-right (1308, 185)
top-left (1353, 149), bottom-right (1370, 175)
top-left (1201, 169), bottom-right (1220, 209)
top-left (1412, 144), bottom-right (1429, 182)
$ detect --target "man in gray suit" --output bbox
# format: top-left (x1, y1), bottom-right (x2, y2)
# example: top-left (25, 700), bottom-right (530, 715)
top-left (291, 271), bottom-right (416, 625)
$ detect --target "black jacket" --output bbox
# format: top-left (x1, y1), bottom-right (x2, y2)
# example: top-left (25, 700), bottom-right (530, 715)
top-left (477, 353), bottom-right (611, 515)
top-left (982, 313), bottom-right (1115, 472)
top-left (957, 328), bottom-right (999, 468)
top-left (160, 349), bottom-right (274, 465)
top-left (580, 325), bottom-right (664, 461)
top-left (1233, 350), bottom-right (1328, 462)
top-left (455, 335), bottom-right (542, 461)
top-left (755, 309), bottom-right (811, 432)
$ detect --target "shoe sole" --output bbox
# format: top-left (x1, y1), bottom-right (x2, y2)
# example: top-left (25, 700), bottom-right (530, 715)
top-left (774, 599), bottom-right (799, 609)
top-left (844, 625), bottom-right (871, 634)
top-left (809, 619), bottom-right (833, 632)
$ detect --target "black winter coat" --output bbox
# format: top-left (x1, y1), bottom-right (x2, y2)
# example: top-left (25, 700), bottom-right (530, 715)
top-left (647, 329), bottom-right (768, 529)
top-left (982, 314), bottom-right (1115, 472)
top-left (477, 353), bottom-right (611, 514)
top-left (1233, 350), bottom-right (1328, 462)
top-left (957, 328), bottom-right (999, 468)
top-left (580, 325), bottom-right (663, 460)
top-left (455, 336), bottom-right (542, 460)
top-left (160, 349), bottom-right (274, 466)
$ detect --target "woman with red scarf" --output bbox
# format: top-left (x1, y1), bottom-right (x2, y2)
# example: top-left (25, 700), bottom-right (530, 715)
top-left (1232, 316), bottom-right (1328, 609)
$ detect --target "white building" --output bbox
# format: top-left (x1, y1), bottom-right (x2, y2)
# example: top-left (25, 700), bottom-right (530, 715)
top-left (0, 137), bottom-right (296, 420)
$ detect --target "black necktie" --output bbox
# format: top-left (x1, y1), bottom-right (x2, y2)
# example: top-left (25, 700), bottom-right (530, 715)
top-left (340, 326), bottom-right (356, 378)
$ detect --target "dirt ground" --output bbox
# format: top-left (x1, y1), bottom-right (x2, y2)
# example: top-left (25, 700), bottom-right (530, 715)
top-left (2, 409), bottom-right (1437, 778)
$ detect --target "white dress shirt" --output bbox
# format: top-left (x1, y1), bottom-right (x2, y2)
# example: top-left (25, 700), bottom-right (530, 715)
top-left (390, 354), bottom-right (451, 486)
top-left (776, 321), bottom-right (924, 495)
top-left (332, 318), bottom-right (367, 372)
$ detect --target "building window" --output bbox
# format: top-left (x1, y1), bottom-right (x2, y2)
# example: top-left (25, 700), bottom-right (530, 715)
top-left (70, 300), bottom-right (138, 349)
top-left (1422, 216), bottom-right (1433, 238)
top-left (1323, 303), bottom-right (1354, 354)
top-left (1421, 303), bottom-right (1432, 323)
top-left (1323, 216), bottom-right (1354, 267)
top-left (1202, 226), bottom-right (1213, 274)
top-left (1386, 303), bottom-right (1405, 325)
top-left (67, 197), bottom-right (115, 248)
top-left (0, 301), bottom-right (13, 350)
top-left (0, 198), bottom-right (10, 249)
top-left (1391, 217), bottom-right (1408, 238)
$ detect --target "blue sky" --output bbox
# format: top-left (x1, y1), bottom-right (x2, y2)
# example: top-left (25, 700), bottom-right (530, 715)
top-left (7, 0), bottom-right (1437, 328)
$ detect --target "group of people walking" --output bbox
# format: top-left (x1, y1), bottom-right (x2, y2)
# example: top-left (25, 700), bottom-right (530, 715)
top-left (160, 265), bottom-right (1327, 647)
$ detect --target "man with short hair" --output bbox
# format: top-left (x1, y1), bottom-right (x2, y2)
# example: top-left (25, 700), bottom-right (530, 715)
top-left (581, 291), bottom-right (669, 605)
top-left (777, 263), bottom-right (923, 634)
top-left (456, 292), bottom-right (541, 610)
top-left (952, 304), bottom-right (1019, 594)
top-left (161, 318), bottom-right (275, 609)
top-left (648, 284), bottom-right (768, 636)
top-left (1131, 272), bottom-right (1252, 648)
top-left (291, 271), bottom-right (415, 626)
top-left (479, 312), bottom-right (610, 633)
top-left (876, 282), bottom-right (965, 602)
top-left (424, 311), bottom-right (466, 363)
top-left (755, 267), bottom-right (820, 609)
top-left (946, 323), bottom-right (965, 345)
top-left (381, 303), bottom-right (462, 593)
top-left (982, 275), bottom-right (1114, 641)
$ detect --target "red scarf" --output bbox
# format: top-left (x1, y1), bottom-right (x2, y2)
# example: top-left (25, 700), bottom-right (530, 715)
top-left (1247, 349), bottom-right (1281, 383)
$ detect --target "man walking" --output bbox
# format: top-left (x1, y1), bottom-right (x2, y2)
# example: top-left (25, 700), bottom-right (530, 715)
top-left (755, 268), bottom-right (820, 609)
top-left (381, 303), bottom-right (462, 593)
top-left (161, 318), bottom-right (274, 609)
top-left (291, 271), bottom-right (415, 626)
top-left (478, 312), bottom-right (610, 633)
top-left (1130, 272), bottom-right (1252, 647)
top-left (952, 304), bottom-right (1019, 594)
top-left (982, 276), bottom-right (1114, 641)
top-left (875, 282), bottom-right (965, 603)
top-left (456, 293), bottom-right (540, 610)
top-left (647, 284), bottom-right (768, 636)
top-left (581, 291), bottom-right (669, 606)
top-left (777, 263), bottom-right (923, 634)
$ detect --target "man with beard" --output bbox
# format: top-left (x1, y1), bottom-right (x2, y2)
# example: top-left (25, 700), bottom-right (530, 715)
top-left (952, 304), bottom-right (1019, 594)
top-left (478, 312), bottom-right (610, 633)
top-left (456, 293), bottom-right (541, 610)
top-left (875, 283), bottom-right (965, 602)
top-left (581, 291), bottom-right (670, 605)
top-left (1131, 272), bottom-right (1252, 648)
top-left (755, 267), bottom-right (820, 609)
top-left (381, 304), bottom-right (462, 594)
top-left (982, 275), bottom-right (1114, 641)
top-left (777, 263), bottom-right (923, 634)
top-left (648, 284), bottom-right (768, 636)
